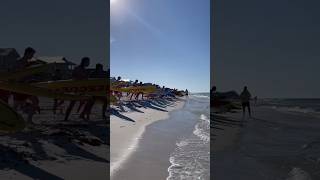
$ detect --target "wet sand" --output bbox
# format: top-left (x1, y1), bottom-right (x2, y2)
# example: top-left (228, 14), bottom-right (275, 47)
top-left (212, 106), bottom-right (320, 180)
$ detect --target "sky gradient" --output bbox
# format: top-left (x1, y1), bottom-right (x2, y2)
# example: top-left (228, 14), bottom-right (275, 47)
top-left (0, 0), bottom-right (108, 68)
top-left (213, 0), bottom-right (320, 98)
top-left (111, 0), bottom-right (210, 92)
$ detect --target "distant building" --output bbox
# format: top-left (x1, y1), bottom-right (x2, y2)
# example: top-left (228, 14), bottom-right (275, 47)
top-left (0, 48), bottom-right (78, 81)
top-left (33, 56), bottom-right (76, 80)
top-left (0, 48), bottom-right (20, 72)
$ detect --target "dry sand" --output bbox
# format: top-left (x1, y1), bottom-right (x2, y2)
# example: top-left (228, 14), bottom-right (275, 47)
top-left (0, 98), bottom-right (109, 180)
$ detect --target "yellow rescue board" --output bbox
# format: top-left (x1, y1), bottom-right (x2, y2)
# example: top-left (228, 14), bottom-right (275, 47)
top-left (0, 82), bottom-right (90, 101)
top-left (111, 85), bottom-right (157, 94)
top-left (34, 78), bottom-right (108, 97)
top-left (0, 100), bottom-right (25, 133)
top-left (0, 64), bottom-right (51, 81)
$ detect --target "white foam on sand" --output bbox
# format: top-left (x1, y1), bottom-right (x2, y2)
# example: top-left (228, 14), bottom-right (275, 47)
top-left (110, 98), bottom-right (185, 178)
top-left (167, 112), bottom-right (210, 180)
top-left (193, 114), bottom-right (210, 142)
top-left (286, 167), bottom-right (312, 180)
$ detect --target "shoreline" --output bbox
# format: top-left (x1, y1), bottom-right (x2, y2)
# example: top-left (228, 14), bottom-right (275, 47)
top-left (212, 105), bottom-right (320, 180)
top-left (110, 97), bottom-right (186, 177)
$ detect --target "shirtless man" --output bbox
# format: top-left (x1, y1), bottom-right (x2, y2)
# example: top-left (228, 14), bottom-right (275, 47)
top-left (13, 47), bottom-right (40, 124)
top-left (64, 57), bottom-right (90, 121)
top-left (79, 63), bottom-right (108, 120)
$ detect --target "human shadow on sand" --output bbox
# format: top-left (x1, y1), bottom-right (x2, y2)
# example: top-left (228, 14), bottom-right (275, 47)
top-left (124, 102), bottom-right (145, 113)
top-left (110, 108), bottom-right (136, 122)
top-left (51, 140), bottom-right (109, 163)
top-left (0, 144), bottom-right (63, 180)
top-left (135, 100), bottom-right (168, 112)
top-left (1, 118), bottom-right (109, 178)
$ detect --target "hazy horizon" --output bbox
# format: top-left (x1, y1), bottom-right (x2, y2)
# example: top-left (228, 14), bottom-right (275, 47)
top-left (212, 0), bottom-right (320, 98)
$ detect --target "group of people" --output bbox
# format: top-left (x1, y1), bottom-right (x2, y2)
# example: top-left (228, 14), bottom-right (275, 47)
top-left (110, 77), bottom-right (188, 102)
top-left (56, 57), bottom-right (109, 121)
top-left (0, 46), bottom-right (188, 124)
top-left (0, 47), bottom-right (109, 124)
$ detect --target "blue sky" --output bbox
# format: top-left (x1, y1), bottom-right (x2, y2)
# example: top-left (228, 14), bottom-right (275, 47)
top-left (111, 0), bottom-right (210, 92)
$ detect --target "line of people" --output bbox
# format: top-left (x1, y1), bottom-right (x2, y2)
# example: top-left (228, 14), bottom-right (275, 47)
top-left (110, 76), bottom-right (188, 102)
top-left (0, 47), bottom-right (109, 124)
top-left (54, 57), bottom-right (109, 121)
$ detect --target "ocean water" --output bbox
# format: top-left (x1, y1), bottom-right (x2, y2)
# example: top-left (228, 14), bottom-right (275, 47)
top-left (261, 98), bottom-right (320, 116)
top-left (167, 93), bottom-right (210, 180)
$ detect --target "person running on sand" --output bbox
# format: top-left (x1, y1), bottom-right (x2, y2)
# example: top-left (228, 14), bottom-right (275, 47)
top-left (129, 80), bottom-right (139, 100)
top-left (0, 47), bottom-right (36, 105)
top-left (52, 69), bottom-right (65, 114)
top-left (64, 57), bottom-right (90, 121)
top-left (79, 63), bottom-right (108, 120)
top-left (135, 81), bottom-right (144, 100)
top-left (13, 47), bottom-right (40, 124)
top-left (240, 86), bottom-right (252, 118)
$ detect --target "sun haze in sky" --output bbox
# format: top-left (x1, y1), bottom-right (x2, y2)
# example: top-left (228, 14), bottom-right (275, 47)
top-left (111, 0), bottom-right (210, 93)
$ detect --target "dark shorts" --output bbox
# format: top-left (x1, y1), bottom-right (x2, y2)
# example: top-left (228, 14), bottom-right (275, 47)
top-left (13, 93), bottom-right (30, 101)
top-left (242, 102), bottom-right (250, 107)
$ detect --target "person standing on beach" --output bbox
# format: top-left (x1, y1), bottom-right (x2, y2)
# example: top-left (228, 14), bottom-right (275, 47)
top-left (240, 86), bottom-right (252, 118)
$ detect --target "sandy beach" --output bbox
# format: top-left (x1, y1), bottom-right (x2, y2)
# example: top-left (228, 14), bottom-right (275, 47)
top-left (0, 98), bottom-right (109, 180)
top-left (212, 104), bottom-right (320, 180)
top-left (110, 97), bottom-right (186, 177)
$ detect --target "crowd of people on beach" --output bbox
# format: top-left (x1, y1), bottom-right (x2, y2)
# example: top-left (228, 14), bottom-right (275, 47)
top-left (0, 47), bottom-right (109, 124)
top-left (0, 47), bottom-right (189, 126)
top-left (110, 76), bottom-right (188, 103)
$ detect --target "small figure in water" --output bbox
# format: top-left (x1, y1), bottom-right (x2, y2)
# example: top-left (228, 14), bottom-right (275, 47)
top-left (185, 89), bottom-right (189, 96)
top-left (240, 86), bottom-right (252, 118)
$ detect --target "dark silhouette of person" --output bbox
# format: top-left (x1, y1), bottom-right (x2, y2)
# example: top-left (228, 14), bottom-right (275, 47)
top-left (211, 86), bottom-right (217, 95)
top-left (240, 86), bottom-right (252, 118)
top-left (81, 63), bottom-right (108, 119)
top-left (210, 86), bottom-right (217, 107)
top-left (53, 69), bottom-right (64, 114)
top-left (13, 47), bottom-right (40, 124)
top-left (64, 57), bottom-right (90, 121)
top-left (90, 63), bottom-right (106, 78)
top-left (15, 47), bottom-right (36, 70)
